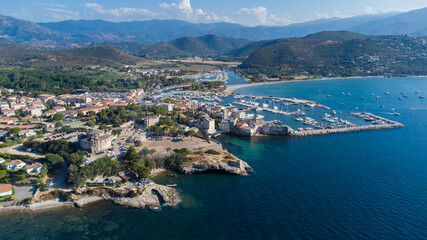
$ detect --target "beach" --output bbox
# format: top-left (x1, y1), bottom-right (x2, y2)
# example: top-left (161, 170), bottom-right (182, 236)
top-left (224, 76), bottom-right (385, 94)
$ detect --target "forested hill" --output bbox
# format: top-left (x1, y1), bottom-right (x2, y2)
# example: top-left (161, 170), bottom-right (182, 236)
top-left (239, 34), bottom-right (427, 78)
top-left (0, 43), bottom-right (141, 68)
top-left (139, 34), bottom-right (252, 58)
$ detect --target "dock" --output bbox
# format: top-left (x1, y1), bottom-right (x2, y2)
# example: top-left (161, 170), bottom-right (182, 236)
top-left (231, 94), bottom-right (331, 110)
top-left (234, 101), bottom-right (296, 115)
top-left (290, 112), bottom-right (404, 137)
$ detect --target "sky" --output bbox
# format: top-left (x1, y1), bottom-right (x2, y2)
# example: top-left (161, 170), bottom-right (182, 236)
top-left (2, 0), bottom-right (427, 26)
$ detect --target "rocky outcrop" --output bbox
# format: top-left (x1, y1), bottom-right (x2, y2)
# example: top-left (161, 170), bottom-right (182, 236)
top-left (73, 184), bottom-right (180, 210)
top-left (111, 196), bottom-right (146, 209)
top-left (74, 196), bottom-right (103, 208)
top-left (179, 151), bottom-right (252, 175)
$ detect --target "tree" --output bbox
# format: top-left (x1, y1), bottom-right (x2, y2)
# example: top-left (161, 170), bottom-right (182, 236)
top-left (0, 170), bottom-right (7, 179)
top-left (134, 140), bottom-right (143, 147)
top-left (9, 127), bottom-right (21, 136)
top-left (184, 130), bottom-right (196, 140)
top-left (99, 124), bottom-right (109, 131)
top-left (44, 153), bottom-right (65, 170)
top-left (121, 146), bottom-right (142, 167)
top-left (131, 163), bottom-right (151, 179)
top-left (39, 183), bottom-right (47, 192)
top-left (86, 120), bottom-right (95, 127)
top-left (68, 152), bottom-right (84, 166)
top-left (112, 129), bottom-right (122, 136)
top-left (128, 190), bottom-right (137, 198)
top-left (149, 125), bottom-right (162, 133)
top-left (52, 113), bottom-right (64, 122)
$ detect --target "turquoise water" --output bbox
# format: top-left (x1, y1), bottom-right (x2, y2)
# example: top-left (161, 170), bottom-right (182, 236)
top-left (0, 77), bottom-right (426, 240)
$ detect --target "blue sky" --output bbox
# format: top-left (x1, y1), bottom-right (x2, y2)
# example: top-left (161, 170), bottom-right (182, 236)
top-left (3, 0), bottom-right (427, 26)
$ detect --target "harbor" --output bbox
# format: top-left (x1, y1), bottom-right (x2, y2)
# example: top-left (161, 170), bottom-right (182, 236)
top-left (290, 112), bottom-right (404, 137)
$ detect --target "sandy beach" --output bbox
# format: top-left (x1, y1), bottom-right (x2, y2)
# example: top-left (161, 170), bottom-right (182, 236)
top-left (224, 76), bottom-right (384, 94)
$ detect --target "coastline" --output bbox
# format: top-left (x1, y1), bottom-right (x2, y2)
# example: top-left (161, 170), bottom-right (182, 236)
top-left (224, 75), bottom-right (426, 94)
top-left (150, 168), bottom-right (168, 178)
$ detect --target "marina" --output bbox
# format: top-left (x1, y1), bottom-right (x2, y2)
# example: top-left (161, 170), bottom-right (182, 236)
top-left (290, 112), bottom-right (404, 137)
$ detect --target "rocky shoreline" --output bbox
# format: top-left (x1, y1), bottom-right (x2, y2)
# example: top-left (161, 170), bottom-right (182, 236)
top-left (0, 151), bottom-right (252, 214)
top-left (178, 150), bottom-right (253, 175)
top-left (0, 183), bottom-right (180, 213)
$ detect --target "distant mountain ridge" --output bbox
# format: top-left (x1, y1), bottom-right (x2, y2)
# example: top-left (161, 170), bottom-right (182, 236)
top-left (0, 42), bottom-right (140, 68)
top-left (0, 7), bottom-right (426, 48)
top-left (139, 34), bottom-right (252, 58)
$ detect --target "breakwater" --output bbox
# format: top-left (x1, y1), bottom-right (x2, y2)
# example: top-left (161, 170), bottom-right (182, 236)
top-left (290, 112), bottom-right (404, 137)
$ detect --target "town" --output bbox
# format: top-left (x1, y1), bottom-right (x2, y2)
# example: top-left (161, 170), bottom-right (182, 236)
top-left (0, 72), bottom-right (404, 212)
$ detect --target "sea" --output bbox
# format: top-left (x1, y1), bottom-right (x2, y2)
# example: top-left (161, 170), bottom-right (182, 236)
top-left (0, 76), bottom-right (426, 240)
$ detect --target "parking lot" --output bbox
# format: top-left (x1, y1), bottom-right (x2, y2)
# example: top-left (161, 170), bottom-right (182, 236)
top-left (45, 131), bottom-right (84, 142)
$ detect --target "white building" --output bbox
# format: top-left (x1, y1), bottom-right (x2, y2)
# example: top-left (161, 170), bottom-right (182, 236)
top-left (26, 163), bottom-right (44, 174)
top-left (162, 103), bottom-right (174, 112)
top-left (19, 130), bottom-right (37, 137)
top-left (201, 115), bottom-right (216, 135)
top-left (5, 160), bottom-right (26, 171)
top-left (144, 115), bottom-right (160, 127)
top-left (218, 119), bottom-right (231, 133)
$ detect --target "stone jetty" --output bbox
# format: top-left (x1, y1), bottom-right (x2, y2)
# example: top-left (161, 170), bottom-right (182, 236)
top-left (290, 112), bottom-right (404, 137)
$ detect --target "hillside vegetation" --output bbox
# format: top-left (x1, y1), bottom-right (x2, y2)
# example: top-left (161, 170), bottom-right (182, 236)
top-left (0, 43), bottom-right (141, 68)
top-left (139, 34), bottom-right (251, 58)
top-left (239, 33), bottom-right (427, 78)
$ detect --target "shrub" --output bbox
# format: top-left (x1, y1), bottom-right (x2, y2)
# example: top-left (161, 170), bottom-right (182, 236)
top-left (206, 149), bottom-right (221, 155)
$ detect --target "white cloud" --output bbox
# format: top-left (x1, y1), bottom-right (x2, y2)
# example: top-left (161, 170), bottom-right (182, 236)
top-left (365, 6), bottom-right (373, 14)
top-left (84, 3), bottom-right (153, 17)
top-left (238, 6), bottom-right (292, 26)
top-left (159, 0), bottom-right (231, 22)
top-left (313, 11), bottom-right (350, 19)
top-left (44, 8), bottom-right (80, 20)
top-left (35, 3), bottom-right (67, 8)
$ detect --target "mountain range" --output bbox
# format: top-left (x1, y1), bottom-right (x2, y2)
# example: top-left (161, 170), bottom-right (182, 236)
top-left (0, 7), bottom-right (427, 48)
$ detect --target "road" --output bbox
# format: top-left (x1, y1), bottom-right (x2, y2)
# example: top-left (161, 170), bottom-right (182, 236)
top-left (0, 145), bottom-right (45, 158)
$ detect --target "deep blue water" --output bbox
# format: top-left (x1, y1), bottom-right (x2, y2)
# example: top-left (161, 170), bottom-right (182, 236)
top-left (0, 77), bottom-right (426, 240)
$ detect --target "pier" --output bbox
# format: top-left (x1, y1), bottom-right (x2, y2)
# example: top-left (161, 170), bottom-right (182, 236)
top-left (231, 94), bottom-right (331, 110)
top-left (234, 101), bottom-right (298, 115)
top-left (290, 112), bottom-right (404, 137)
